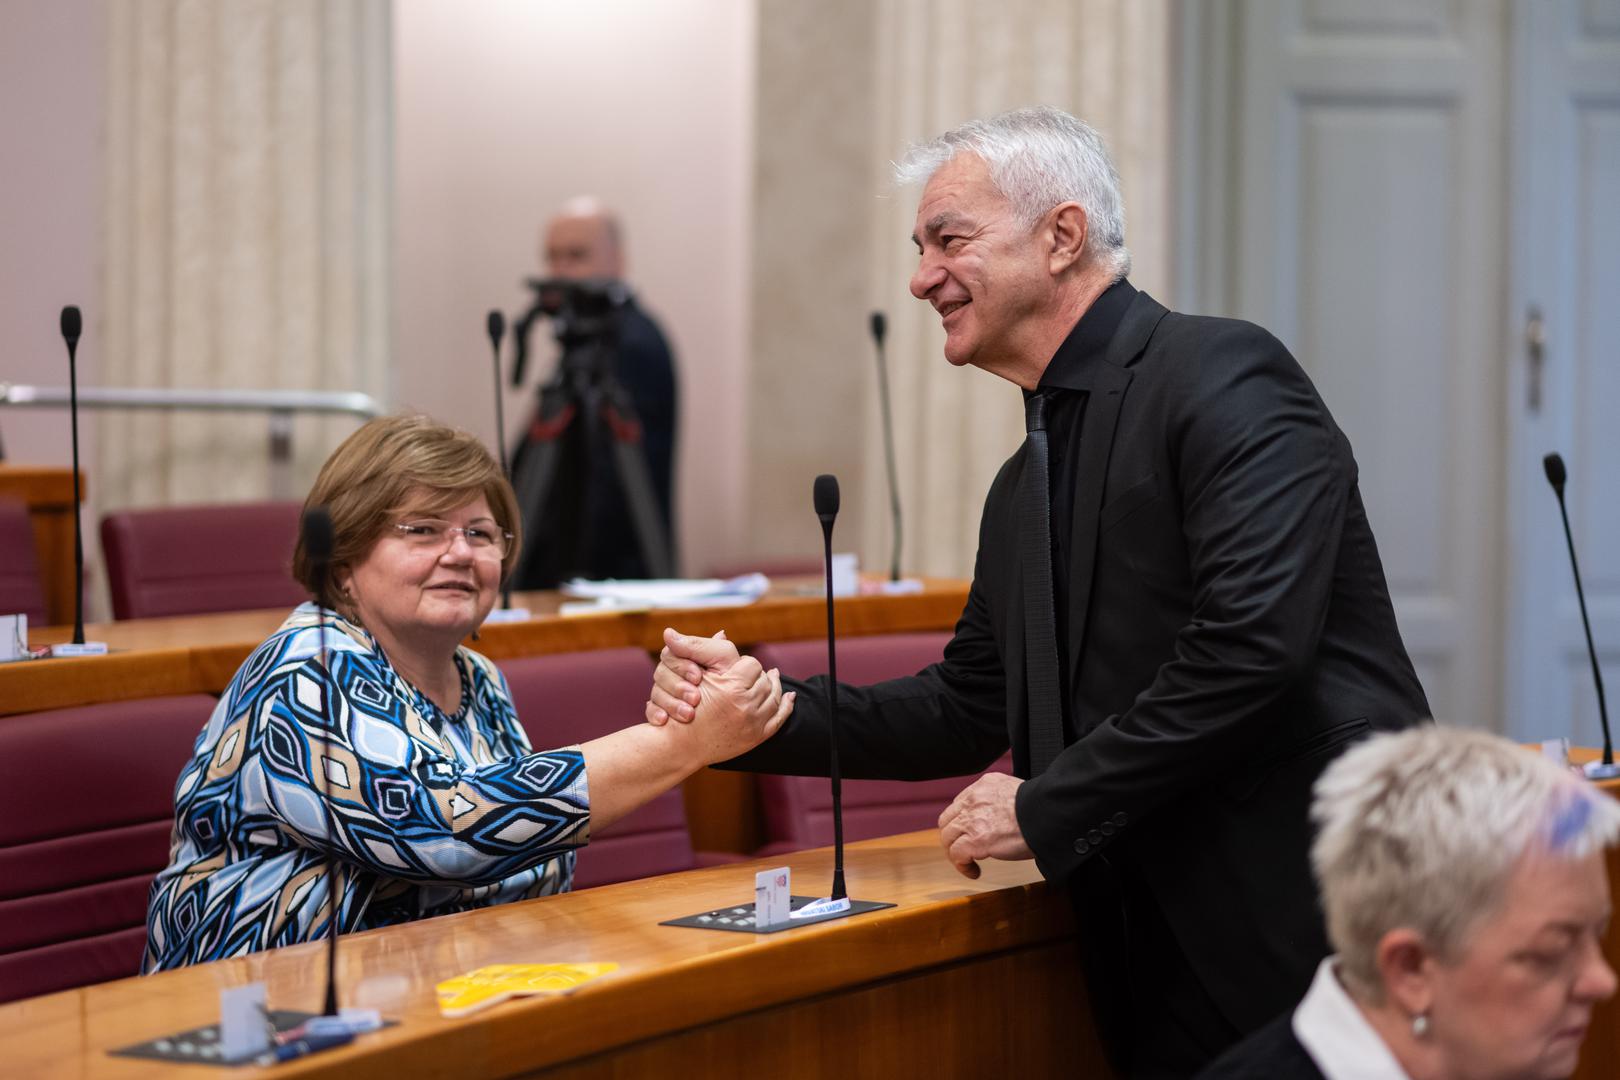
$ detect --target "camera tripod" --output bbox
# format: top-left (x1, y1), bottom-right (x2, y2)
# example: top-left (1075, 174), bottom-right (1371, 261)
top-left (508, 285), bottom-right (674, 588)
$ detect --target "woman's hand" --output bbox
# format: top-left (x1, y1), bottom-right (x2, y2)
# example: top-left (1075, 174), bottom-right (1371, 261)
top-left (644, 628), bottom-right (794, 764)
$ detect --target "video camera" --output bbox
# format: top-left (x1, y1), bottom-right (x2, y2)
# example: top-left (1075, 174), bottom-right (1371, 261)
top-left (510, 276), bottom-right (632, 385)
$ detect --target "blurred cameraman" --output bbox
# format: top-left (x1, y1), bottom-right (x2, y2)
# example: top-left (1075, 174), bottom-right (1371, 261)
top-left (511, 196), bottom-right (678, 585)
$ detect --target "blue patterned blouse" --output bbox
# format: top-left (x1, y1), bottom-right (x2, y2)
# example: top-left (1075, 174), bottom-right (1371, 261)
top-left (143, 604), bottom-right (589, 972)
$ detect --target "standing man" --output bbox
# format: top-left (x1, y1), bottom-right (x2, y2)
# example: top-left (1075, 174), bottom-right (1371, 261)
top-left (649, 107), bottom-right (1430, 1076)
top-left (511, 196), bottom-right (677, 585)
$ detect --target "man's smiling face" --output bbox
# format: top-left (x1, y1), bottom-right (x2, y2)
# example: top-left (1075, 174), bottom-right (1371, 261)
top-left (908, 153), bottom-right (1054, 377)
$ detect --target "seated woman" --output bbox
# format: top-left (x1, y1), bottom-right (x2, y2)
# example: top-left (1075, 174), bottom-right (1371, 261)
top-left (143, 415), bottom-right (791, 971)
top-left (1198, 727), bottom-right (1620, 1079)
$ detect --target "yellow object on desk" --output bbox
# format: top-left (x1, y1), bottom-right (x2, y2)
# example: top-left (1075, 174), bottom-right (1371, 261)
top-left (435, 963), bottom-right (619, 1018)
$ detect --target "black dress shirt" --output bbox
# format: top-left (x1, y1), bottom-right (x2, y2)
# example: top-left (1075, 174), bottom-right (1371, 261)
top-left (1033, 278), bottom-right (1136, 738)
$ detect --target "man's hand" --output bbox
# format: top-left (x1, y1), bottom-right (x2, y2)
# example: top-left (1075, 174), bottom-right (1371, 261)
top-left (646, 627), bottom-right (735, 725)
top-left (644, 627), bottom-right (794, 765)
top-left (937, 773), bottom-right (1034, 879)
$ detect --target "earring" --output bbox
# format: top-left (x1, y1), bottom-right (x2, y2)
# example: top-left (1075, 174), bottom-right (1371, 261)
top-left (1411, 1013), bottom-right (1430, 1039)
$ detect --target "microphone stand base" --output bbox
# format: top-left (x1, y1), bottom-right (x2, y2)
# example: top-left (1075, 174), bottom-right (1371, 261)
top-left (49, 641), bottom-right (108, 657)
top-left (661, 896), bottom-right (894, 934)
top-left (1583, 760), bottom-right (1620, 781)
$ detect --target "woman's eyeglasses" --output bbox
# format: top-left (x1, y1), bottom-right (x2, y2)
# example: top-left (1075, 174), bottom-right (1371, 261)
top-left (392, 519), bottom-right (512, 560)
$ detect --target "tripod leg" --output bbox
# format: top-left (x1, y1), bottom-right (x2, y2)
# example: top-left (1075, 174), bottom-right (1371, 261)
top-left (509, 396), bottom-right (577, 588)
top-left (602, 404), bottom-right (675, 578)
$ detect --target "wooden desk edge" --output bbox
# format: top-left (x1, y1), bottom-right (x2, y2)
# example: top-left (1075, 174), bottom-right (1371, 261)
top-left (1, 583), bottom-right (972, 716)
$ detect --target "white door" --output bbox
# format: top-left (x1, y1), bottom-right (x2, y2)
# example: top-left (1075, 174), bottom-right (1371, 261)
top-left (1503, 0), bottom-right (1620, 746)
top-left (1178, 0), bottom-right (1510, 729)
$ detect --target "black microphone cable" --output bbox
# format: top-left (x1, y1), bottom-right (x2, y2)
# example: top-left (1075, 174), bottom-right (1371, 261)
top-left (486, 310), bottom-right (513, 611)
top-left (59, 306), bottom-right (85, 645)
top-left (814, 474), bottom-right (847, 900)
top-left (1543, 453), bottom-right (1617, 775)
top-left (869, 311), bottom-right (902, 583)
top-left (302, 507), bottom-right (343, 1015)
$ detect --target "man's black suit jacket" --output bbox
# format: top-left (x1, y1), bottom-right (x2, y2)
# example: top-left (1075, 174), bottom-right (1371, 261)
top-left (726, 288), bottom-right (1430, 1034)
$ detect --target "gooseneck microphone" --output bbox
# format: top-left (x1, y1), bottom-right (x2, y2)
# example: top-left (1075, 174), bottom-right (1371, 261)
top-left (869, 311), bottom-right (903, 582)
top-left (486, 310), bottom-right (510, 479)
top-left (486, 310), bottom-right (513, 610)
top-left (302, 507), bottom-right (344, 1015)
top-left (814, 474), bottom-right (847, 900)
top-left (1543, 453), bottom-right (1617, 777)
top-left (60, 306), bottom-right (86, 644)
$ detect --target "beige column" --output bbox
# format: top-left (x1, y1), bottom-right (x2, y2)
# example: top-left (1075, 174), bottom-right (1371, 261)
top-left (866, 0), bottom-right (1176, 578)
top-left (100, 0), bottom-right (391, 512)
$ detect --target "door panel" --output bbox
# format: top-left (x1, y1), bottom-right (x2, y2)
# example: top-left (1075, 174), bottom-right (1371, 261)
top-left (1221, 0), bottom-right (1508, 729)
top-left (1506, 0), bottom-right (1620, 744)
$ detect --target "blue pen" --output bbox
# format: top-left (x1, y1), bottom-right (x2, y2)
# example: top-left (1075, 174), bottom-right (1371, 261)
top-left (255, 1031), bottom-right (354, 1066)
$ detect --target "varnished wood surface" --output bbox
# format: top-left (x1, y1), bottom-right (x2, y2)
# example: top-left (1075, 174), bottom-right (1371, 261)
top-left (538, 939), bottom-right (1105, 1080)
top-left (0, 831), bottom-right (1083, 1079)
top-left (0, 465), bottom-right (84, 627)
top-left (2, 578), bottom-right (970, 717)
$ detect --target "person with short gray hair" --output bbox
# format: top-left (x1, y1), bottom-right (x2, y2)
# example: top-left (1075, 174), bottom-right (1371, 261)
top-left (651, 104), bottom-right (1429, 1075)
top-left (1200, 727), bottom-right (1620, 1078)
top-left (895, 105), bottom-right (1132, 279)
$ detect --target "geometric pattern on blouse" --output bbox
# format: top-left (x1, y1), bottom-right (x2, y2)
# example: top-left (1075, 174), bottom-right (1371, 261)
top-left (143, 603), bottom-right (589, 973)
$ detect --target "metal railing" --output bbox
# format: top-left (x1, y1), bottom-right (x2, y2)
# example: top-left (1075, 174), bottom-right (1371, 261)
top-left (0, 383), bottom-right (386, 498)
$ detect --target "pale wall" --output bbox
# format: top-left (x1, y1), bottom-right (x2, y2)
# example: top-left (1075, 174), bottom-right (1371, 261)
top-left (392, 0), bottom-right (756, 576)
top-left (0, 0), bottom-right (105, 468)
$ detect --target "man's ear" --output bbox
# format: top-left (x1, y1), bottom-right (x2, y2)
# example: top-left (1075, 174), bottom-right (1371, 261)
top-left (1048, 202), bottom-right (1087, 274)
top-left (1376, 927), bottom-right (1438, 1018)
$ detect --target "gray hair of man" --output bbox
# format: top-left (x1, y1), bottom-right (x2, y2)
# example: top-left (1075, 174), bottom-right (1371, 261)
top-left (894, 105), bottom-right (1132, 281)
top-left (1312, 726), bottom-right (1620, 1002)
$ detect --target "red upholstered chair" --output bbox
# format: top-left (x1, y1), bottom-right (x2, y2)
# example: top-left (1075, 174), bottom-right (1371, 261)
top-left (497, 648), bottom-right (698, 889)
top-left (0, 694), bottom-right (215, 1003)
top-left (0, 498), bottom-right (49, 626)
top-left (749, 633), bottom-right (1013, 856)
top-left (101, 502), bottom-right (308, 620)
top-left (701, 556), bottom-right (823, 580)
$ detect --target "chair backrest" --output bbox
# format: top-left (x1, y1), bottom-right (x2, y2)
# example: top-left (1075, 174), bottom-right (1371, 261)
top-left (750, 633), bottom-right (1012, 855)
top-left (497, 648), bottom-right (695, 889)
top-left (0, 498), bottom-right (48, 625)
top-left (0, 694), bottom-right (216, 1003)
top-left (701, 556), bottom-right (823, 581)
top-left (100, 502), bottom-right (308, 620)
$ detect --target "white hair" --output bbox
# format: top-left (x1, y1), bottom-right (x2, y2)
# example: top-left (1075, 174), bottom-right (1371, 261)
top-left (894, 105), bottom-right (1131, 280)
top-left (1311, 726), bottom-right (1620, 1002)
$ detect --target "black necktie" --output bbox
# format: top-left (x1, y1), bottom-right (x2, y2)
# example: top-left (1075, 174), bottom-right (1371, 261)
top-left (1021, 392), bottom-right (1065, 776)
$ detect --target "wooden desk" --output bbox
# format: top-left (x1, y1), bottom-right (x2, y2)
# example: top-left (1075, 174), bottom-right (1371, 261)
top-left (0, 465), bottom-right (84, 626)
top-left (1, 579), bottom-right (971, 718)
top-left (0, 832), bottom-right (1105, 1079)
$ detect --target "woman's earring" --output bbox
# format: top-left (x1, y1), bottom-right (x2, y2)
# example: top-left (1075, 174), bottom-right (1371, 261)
top-left (1411, 1013), bottom-right (1430, 1039)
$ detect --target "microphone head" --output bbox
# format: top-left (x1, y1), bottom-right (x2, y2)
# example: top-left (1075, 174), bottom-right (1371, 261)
top-left (813, 474), bottom-right (840, 522)
top-left (302, 505), bottom-right (336, 567)
top-left (869, 310), bottom-right (887, 345)
top-left (60, 305), bottom-right (82, 345)
top-left (1544, 452), bottom-right (1567, 494)
top-left (486, 309), bottom-right (505, 345)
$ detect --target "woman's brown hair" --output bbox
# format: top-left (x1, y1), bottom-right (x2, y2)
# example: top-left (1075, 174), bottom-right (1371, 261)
top-left (291, 414), bottom-right (522, 611)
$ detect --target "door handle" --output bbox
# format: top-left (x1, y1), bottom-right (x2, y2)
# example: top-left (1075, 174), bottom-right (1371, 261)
top-left (1526, 305), bottom-right (1545, 413)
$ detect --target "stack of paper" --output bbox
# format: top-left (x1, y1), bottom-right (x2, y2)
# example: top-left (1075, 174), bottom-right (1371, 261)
top-left (559, 574), bottom-right (770, 614)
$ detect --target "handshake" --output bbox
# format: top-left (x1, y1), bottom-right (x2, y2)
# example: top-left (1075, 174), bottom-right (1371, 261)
top-left (642, 628), bottom-right (795, 764)
top-left (641, 627), bottom-right (1032, 880)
